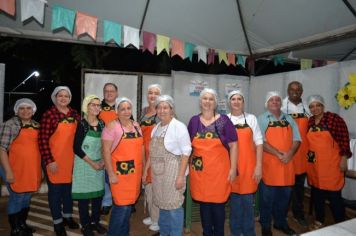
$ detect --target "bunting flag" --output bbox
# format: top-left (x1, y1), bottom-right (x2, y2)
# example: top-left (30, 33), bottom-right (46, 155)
top-left (218, 50), bottom-right (228, 65)
top-left (273, 56), bottom-right (284, 66)
top-left (0, 0), bottom-right (16, 16)
top-left (103, 20), bottom-right (121, 45)
top-left (76, 12), bottom-right (98, 40)
top-left (207, 49), bottom-right (215, 65)
top-left (313, 59), bottom-right (325, 67)
top-left (237, 55), bottom-right (246, 67)
top-left (123, 25), bottom-right (140, 49)
top-left (51, 5), bottom-right (75, 33)
top-left (171, 39), bottom-right (184, 59)
top-left (196, 46), bottom-right (207, 64)
top-left (227, 53), bottom-right (235, 66)
top-left (21, 0), bottom-right (46, 24)
top-left (185, 43), bottom-right (196, 61)
top-left (287, 51), bottom-right (298, 60)
top-left (300, 59), bottom-right (313, 70)
top-left (143, 31), bottom-right (156, 54)
top-left (156, 34), bottom-right (170, 55)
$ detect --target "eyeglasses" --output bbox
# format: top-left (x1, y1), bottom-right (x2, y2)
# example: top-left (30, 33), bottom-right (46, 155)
top-left (89, 103), bottom-right (101, 108)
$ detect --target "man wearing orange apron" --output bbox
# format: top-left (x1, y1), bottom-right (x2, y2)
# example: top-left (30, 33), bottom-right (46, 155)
top-left (258, 91), bottom-right (301, 236)
top-left (0, 98), bottom-right (41, 236)
top-left (281, 81), bottom-right (310, 226)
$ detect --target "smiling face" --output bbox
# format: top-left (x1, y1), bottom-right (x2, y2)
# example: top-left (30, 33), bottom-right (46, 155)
top-left (17, 106), bottom-right (33, 122)
top-left (288, 82), bottom-right (303, 104)
top-left (200, 92), bottom-right (216, 112)
top-left (156, 101), bottom-right (173, 124)
top-left (103, 84), bottom-right (118, 104)
top-left (309, 101), bottom-right (324, 118)
top-left (147, 87), bottom-right (161, 106)
top-left (87, 98), bottom-right (101, 117)
top-left (267, 96), bottom-right (282, 114)
top-left (117, 101), bottom-right (132, 122)
top-left (55, 90), bottom-right (71, 108)
top-left (230, 94), bottom-right (244, 114)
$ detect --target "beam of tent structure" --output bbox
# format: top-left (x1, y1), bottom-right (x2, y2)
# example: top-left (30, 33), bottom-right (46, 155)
top-left (235, 0), bottom-right (252, 57)
top-left (139, 0), bottom-right (151, 36)
top-left (342, 0), bottom-right (356, 17)
top-left (340, 46), bottom-right (356, 61)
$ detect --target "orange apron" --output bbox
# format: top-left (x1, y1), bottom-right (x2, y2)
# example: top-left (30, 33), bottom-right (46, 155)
top-left (9, 126), bottom-right (41, 193)
top-left (231, 123), bottom-right (257, 194)
top-left (190, 130), bottom-right (231, 203)
top-left (140, 117), bottom-right (156, 183)
top-left (263, 119), bottom-right (295, 186)
top-left (110, 130), bottom-right (143, 205)
top-left (290, 113), bottom-right (309, 174)
top-left (306, 125), bottom-right (344, 191)
top-left (99, 107), bottom-right (117, 125)
top-left (47, 118), bottom-right (77, 184)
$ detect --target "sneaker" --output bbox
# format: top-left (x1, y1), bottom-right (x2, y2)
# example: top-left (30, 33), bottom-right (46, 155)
top-left (143, 217), bottom-right (153, 225)
top-left (81, 224), bottom-right (94, 236)
top-left (149, 222), bottom-right (160, 232)
top-left (309, 221), bottom-right (323, 231)
top-left (293, 216), bottom-right (308, 227)
top-left (63, 217), bottom-right (79, 229)
top-left (90, 222), bottom-right (107, 234)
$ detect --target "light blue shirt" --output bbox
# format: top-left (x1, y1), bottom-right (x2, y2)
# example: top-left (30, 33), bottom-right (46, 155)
top-left (258, 111), bottom-right (301, 142)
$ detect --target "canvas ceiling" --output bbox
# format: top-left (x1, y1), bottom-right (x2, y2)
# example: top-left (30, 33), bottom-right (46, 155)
top-left (0, 0), bottom-right (355, 61)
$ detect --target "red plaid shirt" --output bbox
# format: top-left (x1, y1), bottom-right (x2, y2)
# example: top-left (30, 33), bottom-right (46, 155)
top-left (39, 106), bottom-right (80, 166)
top-left (308, 111), bottom-right (352, 158)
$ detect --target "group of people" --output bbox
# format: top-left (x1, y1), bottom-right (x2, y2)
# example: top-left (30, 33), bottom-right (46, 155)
top-left (0, 80), bottom-right (352, 236)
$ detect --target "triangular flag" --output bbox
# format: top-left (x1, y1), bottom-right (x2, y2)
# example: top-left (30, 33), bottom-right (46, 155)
top-left (227, 53), bottom-right (236, 66)
top-left (273, 56), bottom-right (284, 66)
top-left (237, 55), bottom-right (246, 67)
top-left (76, 12), bottom-right (98, 40)
top-left (143, 31), bottom-right (156, 54)
top-left (196, 46), bottom-right (207, 64)
top-left (0, 0), bottom-right (15, 16)
top-left (51, 5), bottom-right (75, 33)
top-left (287, 51), bottom-right (298, 60)
top-left (300, 59), bottom-right (313, 70)
top-left (207, 49), bottom-right (215, 65)
top-left (21, 0), bottom-right (46, 24)
top-left (185, 42), bottom-right (196, 61)
top-left (171, 39), bottom-right (184, 59)
top-left (156, 34), bottom-right (170, 55)
top-left (218, 50), bottom-right (228, 65)
top-left (103, 20), bottom-right (121, 45)
top-left (123, 25), bottom-right (140, 49)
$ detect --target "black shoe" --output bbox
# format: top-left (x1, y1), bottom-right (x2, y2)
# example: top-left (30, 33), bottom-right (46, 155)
top-left (101, 206), bottom-right (112, 215)
top-left (90, 222), bottom-right (107, 234)
top-left (19, 208), bottom-right (36, 234)
top-left (9, 212), bottom-right (28, 236)
top-left (261, 227), bottom-right (273, 236)
top-left (63, 217), bottom-right (79, 229)
top-left (54, 222), bottom-right (67, 236)
top-left (273, 225), bottom-right (296, 235)
top-left (81, 224), bottom-right (94, 236)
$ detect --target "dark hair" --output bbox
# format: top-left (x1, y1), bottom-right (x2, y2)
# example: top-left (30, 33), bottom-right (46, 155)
top-left (103, 83), bottom-right (118, 92)
top-left (288, 81), bottom-right (303, 91)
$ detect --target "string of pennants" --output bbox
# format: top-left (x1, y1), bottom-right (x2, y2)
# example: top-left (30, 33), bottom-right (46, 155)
top-left (1, 0), bottom-right (338, 70)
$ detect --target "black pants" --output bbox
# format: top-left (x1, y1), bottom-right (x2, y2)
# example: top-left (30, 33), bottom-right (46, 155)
top-left (311, 186), bottom-right (345, 223)
top-left (78, 197), bottom-right (103, 226)
top-left (291, 173), bottom-right (306, 219)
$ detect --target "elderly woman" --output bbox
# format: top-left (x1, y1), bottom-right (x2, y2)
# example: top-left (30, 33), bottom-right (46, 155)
top-left (72, 95), bottom-right (106, 236)
top-left (188, 88), bottom-right (237, 236)
top-left (139, 84), bottom-right (162, 232)
top-left (227, 90), bottom-right (263, 236)
top-left (0, 98), bottom-right (41, 235)
top-left (39, 86), bottom-right (80, 236)
top-left (306, 95), bottom-right (352, 230)
top-left (142, 95), bottom-right (192, 236)
top-left (102, 97), bottom-right (143, 236)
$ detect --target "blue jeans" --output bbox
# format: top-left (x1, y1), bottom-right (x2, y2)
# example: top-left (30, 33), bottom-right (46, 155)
top-left (230, 193), bottom-right (256, 236)
top-left (102, 171), bottom-right (112, 207)
top-left (78, 197), bottom-right (102, 226)
top-left (47, 182), bottom-right (73, 223)
top-left (159, 207), bottom-right (184, 236)
top-left (200, 202), bottom-right (225, 236)
top-left (259, 181), bottom-right (291, 229)
top-left (107, 205), bottom-right (131, 236)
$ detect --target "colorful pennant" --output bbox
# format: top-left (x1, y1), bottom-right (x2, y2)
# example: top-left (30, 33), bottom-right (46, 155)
top-left (123, 25), bottom-right (140, 49)
top-left (207, 49), bottom-right (215, 65)
top-left (0, 0), bottom-right (15, 16)
top-left (300, 59), bottom-right (313, 70)
top-left (103, 20), bottom-right (121, 45)
top-left (156, 34), bottom-right (170, 55)
top-left (185, 42), bottom-right (195, 61)
top-left (196, 46), bottom-right (207, 64)
top-left (51, 5), bottom-right (75, 33)
top-left (218, 50), bottom-right (228, 65)
top-left (171, 39), bottom-right (184, 59)
top-left (76, 12), bottom-right (98, 40)
top-left (227, 53), bottom-right (236, 66)
top-left (143, 31), bottom-right (156, 54)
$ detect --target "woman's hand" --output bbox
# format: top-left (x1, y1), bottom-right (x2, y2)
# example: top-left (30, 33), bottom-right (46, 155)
top-left (88, 159), bottom-right (104, 171)
top-left (142, 170), bottom-right (148, 185)
top-left (109, 172), bottom-right (118, 184)
top-left (47, 162), bottom-right (58, 174)
top-left (227, 168), bottom-right (237, 183)
top-left (175, 176), bottom-right (185, 190)
top-left (340, 156), bottom-right (348, 172)
top-left (5, 170), bottom-right (14, 183)
top-left (253, 165), bottom-right (262, 184)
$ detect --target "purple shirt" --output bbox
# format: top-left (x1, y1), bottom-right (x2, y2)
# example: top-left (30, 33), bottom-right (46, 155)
top-left (188, 114), bottom-right (237, 151)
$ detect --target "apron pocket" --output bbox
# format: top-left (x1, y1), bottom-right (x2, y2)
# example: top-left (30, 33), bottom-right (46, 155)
top-left (192, 156), bottom-right (203, 171)
top-left (116, 160), bottom-right (135, 175)
top-left (307, 150), bottom-right (316, 163)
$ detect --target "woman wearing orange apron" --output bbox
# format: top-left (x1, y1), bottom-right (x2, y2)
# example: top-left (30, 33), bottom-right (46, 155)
top-left (257, 91), bottom-right (301, 236)
top-left (0, 98), bottom-right (41, 236)
top-left (139, 84), bottom-right (161, 232)
top-left (39, 86), bottom-right (80, 236)
top-left (227, 90), bottom-right (263, 236)
top-left (102, 97), bottom-right (143, 236)
top-left (188, 88), bottom-right (237, 236)
top-left (306, 95), bottom-right (352, 230)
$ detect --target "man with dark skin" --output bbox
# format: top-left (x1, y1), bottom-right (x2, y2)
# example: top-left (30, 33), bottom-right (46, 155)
top-left (282, 81), bottom-right (310, 227)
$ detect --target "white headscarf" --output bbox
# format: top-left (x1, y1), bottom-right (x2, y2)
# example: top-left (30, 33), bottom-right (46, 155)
top-left (155, 95), bottom-right (174, 109)
top-left (199, 88), bottom-right (218, 104)
top-left (265, 91), bottom-right (281, 108)
top-left (307, 95), bottom-right (325, 107)
top-left (148, 84), bottom-right (162, 94)
top-left (115, 97), bottom-right (133, 113)
top-left (51, 86), bottom-right (72, 104)
top-left (14, 98), bottom-right (37, 115)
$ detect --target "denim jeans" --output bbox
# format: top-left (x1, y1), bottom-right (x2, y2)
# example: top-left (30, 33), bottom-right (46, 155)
top-left (259, 181), bottom-right (292, 229)
top-left (200, 202), bottom-right (225, 236)
top-left (47, 181), bottom-right (73, 223)
top-left (107, 205), bottom-right (131, 236)
top-left (291, 173), bottom-right (306, 219)
top-left (102, 171), bottom-right (112, 207)
top-left (229, 193), bottom-right (256, 236)
top-left (78, 197), bottom-right (102, 226)
top-left (158, 207), bottom-right (184, 236)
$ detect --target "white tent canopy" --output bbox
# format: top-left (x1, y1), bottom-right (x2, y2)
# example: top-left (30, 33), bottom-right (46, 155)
top-left (0, 0), bottom-right (355, 61)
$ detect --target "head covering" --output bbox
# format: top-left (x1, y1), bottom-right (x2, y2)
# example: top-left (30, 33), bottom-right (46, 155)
top-left (155, 95), bottom-right (174, 109)
top-left (51, 86), bottom-right (72, 104)
top-left (148, 84), bottom-right (162, 94)
top-left (115, 97), bottom-right (132, 112)
top-left (200, 88), bottom-right (218, 104)
top-left (265, 91), bottom-right (282, 108)
top-left (228, 90), bottom-right (244, 101)
top-left (307, 95), bottom-right (325, 107)
top-left (82, 95), bottom-right (100, 117)
top-left (14, 98), bottom-right (37, 115)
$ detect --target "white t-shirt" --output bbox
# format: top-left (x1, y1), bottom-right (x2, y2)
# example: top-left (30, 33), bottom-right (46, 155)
top-left (281, 97), bottom-right (310, 116)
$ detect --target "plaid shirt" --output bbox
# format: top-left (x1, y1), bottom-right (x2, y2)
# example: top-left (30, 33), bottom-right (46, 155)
top-left (0, 117), bottom-right (39, 151)
top-left (308, 111), bottom-right (352, 158)
top-left (39, 106), bottom-right (80, 166)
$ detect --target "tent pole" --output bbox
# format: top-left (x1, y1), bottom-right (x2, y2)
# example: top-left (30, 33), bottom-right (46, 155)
top-left (340, 46), bottom-right (356, 61)
top-left (139, 0), bottom-right (151, 36)
top-left (342, 0), bottom-right (356, 17)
